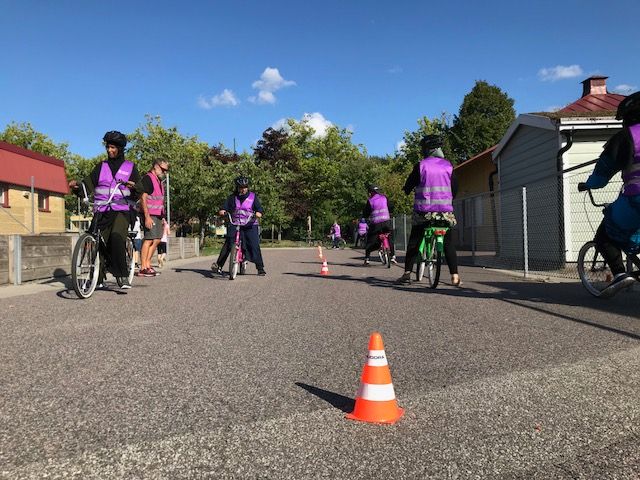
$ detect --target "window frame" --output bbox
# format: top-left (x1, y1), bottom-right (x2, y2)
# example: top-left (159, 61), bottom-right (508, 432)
top-left (37, 191), bottom-right (50, 212)
top-left (0, 184), bottom-right (8, 208)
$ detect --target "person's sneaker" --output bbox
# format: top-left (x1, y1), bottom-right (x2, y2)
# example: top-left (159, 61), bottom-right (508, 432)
top-left (395, 272), bottom-right (412, 285)
top-left (211, 263), bottom-right (223, 275)
top-left (363, 259), bottom-right (371, 267)
top-left (139, 268), bottom-right (156, 277)
top-left (601, 273), bottom-right (635, 297)
top-left (390, 256), bottom-right (398, 265)
top-left (257, 269), bottom-right (267, 276)
top-left (117, 277), bottom-right (132, 289)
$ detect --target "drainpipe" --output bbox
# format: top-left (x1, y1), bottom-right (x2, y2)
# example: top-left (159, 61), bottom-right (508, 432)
top-left (556, 130), bottom-right (574, 268)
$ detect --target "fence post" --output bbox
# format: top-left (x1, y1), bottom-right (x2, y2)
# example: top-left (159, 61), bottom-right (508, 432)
top-left (195, 237), bottom-right (200, 257)
top-left (522, 186), bottom-right (529, 278)
top-left (471, 198), bottom-right (476, 265)
top-left (9, 235), bottom-right (22, 285)
top-left (403, 214), bottom-right (408, 251)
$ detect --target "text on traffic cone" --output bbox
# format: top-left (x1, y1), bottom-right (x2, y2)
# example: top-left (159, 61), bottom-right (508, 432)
top-left (346, 332), bottom-right (404, 424)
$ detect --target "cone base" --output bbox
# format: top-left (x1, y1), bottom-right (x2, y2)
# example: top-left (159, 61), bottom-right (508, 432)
top-left (346, 405), bottom-right (404, 425)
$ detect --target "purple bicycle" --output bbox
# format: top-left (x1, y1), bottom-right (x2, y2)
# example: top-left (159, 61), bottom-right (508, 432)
top-left (226, 211), bottom-right (254, 280)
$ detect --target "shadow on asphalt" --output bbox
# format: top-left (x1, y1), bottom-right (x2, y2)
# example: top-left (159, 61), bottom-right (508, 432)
top-left (173, 267), bottom-right (216, 279)
top-left (284, 272), bottom-right (640, 341)
top-left (295, 382), bottom-right (355, 413)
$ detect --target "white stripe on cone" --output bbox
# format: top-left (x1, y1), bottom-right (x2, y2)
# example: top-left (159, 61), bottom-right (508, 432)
top-left (366, 350), bottom-right (388, 367)
top-left (356, 382), bottom-right (397, 402)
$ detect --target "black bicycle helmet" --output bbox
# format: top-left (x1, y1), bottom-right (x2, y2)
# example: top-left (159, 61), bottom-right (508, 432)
top-left (234, 176), bottom-right (250, 188)
top-left (102, 130), bottom-right (127, 149)
top-left (420, 134), bottom-right (443, 152)
top-left (367, 184), bottom-right (381, 194)
top-left (615, 91), bottom-right (640, 122)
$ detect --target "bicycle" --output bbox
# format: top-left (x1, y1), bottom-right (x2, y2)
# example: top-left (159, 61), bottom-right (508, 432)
top-left (577, 189), bottom-right (640, 297)
top-left (71, 182), bottom-right (136, 299)
top-left (415, 218), bottom-right (450, 289)
top-left (325, 235), bottom-right (346, 250)
top-left (377, 232), bottom-right (392, 268)
top-left (226, 211), bottom-right (254, 280)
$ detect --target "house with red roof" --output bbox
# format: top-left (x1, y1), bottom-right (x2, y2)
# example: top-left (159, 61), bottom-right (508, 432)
top-left (0, 141), bottom-right (69, 234)
top-left (490, 75), bottom-right (626, 267)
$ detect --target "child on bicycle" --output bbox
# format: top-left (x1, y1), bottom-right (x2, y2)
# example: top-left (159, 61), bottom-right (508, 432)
top-left (211, 176), bottom-right (266, 276)
top-left (362, 185), bottom-right (396, 265)
top-left (578, 91), bottom-right (640, 296)
top-left (396, 134), bottom-right (460, 286)
top-left (329, 221), bottom-right (342, 249)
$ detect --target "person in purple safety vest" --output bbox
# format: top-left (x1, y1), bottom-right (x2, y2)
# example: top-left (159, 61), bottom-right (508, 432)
top-left (138, 158), bottom-right (170, 277)
top-left (330, 221), bottom-right (342, 249)
top-left (68, 131), bottom-right (142, 289)
top-left (578, 91), bottom-right (640, 296)
top-left (396, 134), bottom-right (461, 286)
top-left (211, 176), bottom-right (266, 276)
top-left (362, 185), bottom-right (396, 265)
top-left (355, 217), bottom-right (368, 247)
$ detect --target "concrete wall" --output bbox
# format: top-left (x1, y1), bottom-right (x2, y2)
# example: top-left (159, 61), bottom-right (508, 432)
top-left (0, 234), bottom-right (200, 285)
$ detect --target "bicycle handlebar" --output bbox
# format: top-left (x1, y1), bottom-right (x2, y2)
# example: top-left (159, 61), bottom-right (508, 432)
top-left (581, 188), bottom-right (608, 208)
top-left (226, 211), bottom-right (255, 227)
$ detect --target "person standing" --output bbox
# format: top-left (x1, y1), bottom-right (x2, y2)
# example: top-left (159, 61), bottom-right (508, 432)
top-left (68, 131), bottom-right (141, 289)
top-left (396, 135), bottom-right (461, 286)
top-left (138, 158), bottom-right (169, 277)
top-left (211, 176), bottom-right (266, 276)
top-left (157, 218), bottom-right (170, 268)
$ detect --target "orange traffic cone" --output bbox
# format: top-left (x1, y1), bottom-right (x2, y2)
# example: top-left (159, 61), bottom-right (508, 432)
top-left (320, 257), bottom-right (330, 276)
top-left (346, 332), bottom-right (404, 424)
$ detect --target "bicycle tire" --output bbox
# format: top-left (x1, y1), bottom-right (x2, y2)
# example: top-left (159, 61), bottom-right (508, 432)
top-left (229, 244), bottom-right (239, 280)
top-left (416, 248), bottom-right (426, 282)
top-left (339, 238), bottom-right (347, 250)
top-left (72, 233), bottom-right (100, 299)
top-left (125, 237), bottom-right (135, 285)
top-left (577, 241), bottom-right (610, 297)
top-left (383, 248), bottom-right (391, 268)
top-left (427, 237), bottom-right (441, 289)
top-left (240, 261), bottom-right (247, 275)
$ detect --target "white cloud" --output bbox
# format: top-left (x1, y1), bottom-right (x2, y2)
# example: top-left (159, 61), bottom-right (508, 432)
top-left (396, 140), bottom-right (406, 152)
top-left (250, 67), bottom-right (296, 105)
top-left (538, 65), bottom-right (583, 82)
top-left (613, 84), bottom-right (637, 95)
top-left (387, 65), bottom-right (403, 74)
top-left (198, 89), bottom-right (239, 109)
top-left (545, 105), bottom-right (562, 112)
top-left (271, 112), bottom-right (334, 138)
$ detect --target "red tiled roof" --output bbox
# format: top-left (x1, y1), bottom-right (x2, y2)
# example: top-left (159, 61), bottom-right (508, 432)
top-left (559, 93), bottom-right (625, 114)
top-left (0, 141), bottom-right (69, 195)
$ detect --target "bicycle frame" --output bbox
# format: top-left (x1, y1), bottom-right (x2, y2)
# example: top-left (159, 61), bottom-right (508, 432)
top-left (418, 226), bottom-right (449, 258)
top-left (378, 232), bottom-right (390, 250)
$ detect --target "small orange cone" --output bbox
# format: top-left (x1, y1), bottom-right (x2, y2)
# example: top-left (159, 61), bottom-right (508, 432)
top-left (320, 257), bottom-right (330, 276)
top-left (346, 332), bottom-right (404, 424)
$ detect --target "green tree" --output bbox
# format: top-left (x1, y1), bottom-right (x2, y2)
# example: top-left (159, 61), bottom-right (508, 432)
top-left (449, 80), bottom-right (515, 162)
top-left (0, 121), bottom-right (73, 161)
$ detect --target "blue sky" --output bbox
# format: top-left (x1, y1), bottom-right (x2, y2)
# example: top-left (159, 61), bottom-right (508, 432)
top-left (1, 0), bottom-right (638, 159)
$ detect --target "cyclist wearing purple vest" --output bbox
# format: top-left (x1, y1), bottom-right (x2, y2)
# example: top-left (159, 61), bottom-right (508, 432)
top-left (578, 91), bottom-right (640, 295)
top-left (397, 134), bottom-right (461, 286)
top-left (211, 176), bottom-right (266, 276)
top-left (68, 131), bottom-right (141, 289)
top-left (330, 221), bottom-right (342, 249)
top-left (138, 158), bottom-right (169, 277)
top-left (362, 185), bottom-right (396, 265)
top-left (355, 218), bottom-right (368, 247)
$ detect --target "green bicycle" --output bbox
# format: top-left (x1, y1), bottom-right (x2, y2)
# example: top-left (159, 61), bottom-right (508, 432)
top-left (415, 222), bottom-right (449, 289)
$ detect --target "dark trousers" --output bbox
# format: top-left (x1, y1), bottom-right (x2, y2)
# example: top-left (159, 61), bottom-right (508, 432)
top-left (365, 221), bottom-right (396, 258)
top-left (96, 212), bottom-right (130, 279)
top-left (595, 222), bottom-right (625, 275)
top-left (216, 225), bottom-right (264, 269)
top-left (404, 223), bottom-right (458, 275)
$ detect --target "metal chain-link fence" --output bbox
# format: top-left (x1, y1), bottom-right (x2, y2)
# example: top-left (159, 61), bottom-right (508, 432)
top-left (392, 169), bottom-right (624, 280)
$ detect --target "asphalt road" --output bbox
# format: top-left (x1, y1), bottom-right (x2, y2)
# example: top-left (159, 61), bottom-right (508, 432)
top-left (1, 248), bottom-right (639, 479)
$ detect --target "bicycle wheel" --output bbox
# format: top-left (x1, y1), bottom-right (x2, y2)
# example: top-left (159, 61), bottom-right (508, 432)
top-left (339, 238), bottom-right (347, 250)
top-left (426, 237), bottom-right (441, 289)
top-left (383, 248), bottom-right (391, 268)
top-left (229, 244), bottom-right (239, 280)
top-left (416, 248), bottom-right (427, 282)
top-left (72, 233), bottom-right (100, 299)
top-left (577, 241), bottom-right (610, 297)
top-left (240, 261), bottom-right (247, 275)
top-left (125, 236), bottom-right (135, 285)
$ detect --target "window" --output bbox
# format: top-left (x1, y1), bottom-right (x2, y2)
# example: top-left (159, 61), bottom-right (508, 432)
top-left (38, 191), bottom-right (50, 212)
top-left (0, 184), bottom-right (7, 207)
